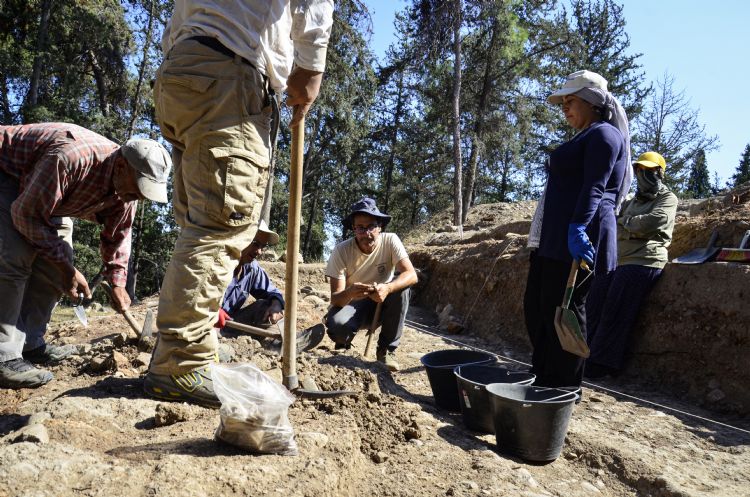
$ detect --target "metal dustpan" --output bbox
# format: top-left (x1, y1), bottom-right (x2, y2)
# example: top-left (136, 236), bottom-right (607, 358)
top-left (553, 260), bottom-right (590, 358)
top-left (672, 228), bottom-right (719, 264)
top-left (715, 230), bottom-right (750, 263)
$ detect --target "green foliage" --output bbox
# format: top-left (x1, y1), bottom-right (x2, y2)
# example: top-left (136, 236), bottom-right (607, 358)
top-left (3, 0), bottom-right (724, 295)
top-left (731, 144), bottom-right (750, 187)
top-left (685, 149), bottom-right (712, 199)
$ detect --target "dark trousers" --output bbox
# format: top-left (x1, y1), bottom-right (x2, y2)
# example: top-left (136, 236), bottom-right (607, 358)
top-left (325, 287), bottom-right (409, 352)
top-left (586, 264), bottom-right (662, 370)
top-left (524, 252), bottom-right (592, 387)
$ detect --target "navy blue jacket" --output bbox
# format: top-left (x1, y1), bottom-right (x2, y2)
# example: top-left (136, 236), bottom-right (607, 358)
top-left (538, 122), bottom-right (627, 274)
top-left (221, 260), bottom-right (284, 316)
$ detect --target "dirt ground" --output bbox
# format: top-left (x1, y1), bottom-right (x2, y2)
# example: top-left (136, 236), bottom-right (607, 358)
top-left (2, 188), bottom-right (750, 496)
top-left (2, 291), bottom-right (749, 496)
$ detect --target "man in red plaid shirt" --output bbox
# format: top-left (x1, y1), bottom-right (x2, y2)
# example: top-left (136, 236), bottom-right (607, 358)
top-left (0, 123), bottom-right (171, 389)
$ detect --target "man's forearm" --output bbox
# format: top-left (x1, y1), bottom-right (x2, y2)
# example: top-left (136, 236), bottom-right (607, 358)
top-left (386, 270), bottom-right (418, 293)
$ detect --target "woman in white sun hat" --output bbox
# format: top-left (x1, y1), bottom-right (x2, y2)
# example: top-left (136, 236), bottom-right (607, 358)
top-left (524, 69), bottom-right (631, 389)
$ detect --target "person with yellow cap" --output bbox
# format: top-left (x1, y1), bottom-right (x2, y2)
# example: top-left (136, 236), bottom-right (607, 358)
top-left (584, 151), bottom-right (678, 379)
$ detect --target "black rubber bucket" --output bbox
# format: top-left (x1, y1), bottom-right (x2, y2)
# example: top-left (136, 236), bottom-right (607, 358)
top-left (486, 384), bottom-right (579, 462)
top-left (420, 349), bottom-right (496, 411)
top-left (454, 366), bottom-right (535, 433)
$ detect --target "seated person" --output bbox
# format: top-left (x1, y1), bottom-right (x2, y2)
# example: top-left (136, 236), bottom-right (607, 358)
top-left (325, 197), bottom-right (418, 371)
top-left (217, 221), bottom-right (323, 352)
top-left (585, 152), bottom-right (678, 379)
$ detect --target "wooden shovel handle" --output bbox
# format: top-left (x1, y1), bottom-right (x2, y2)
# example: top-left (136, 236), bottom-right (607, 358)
top-left (561, 260), bottom-right (579, 310)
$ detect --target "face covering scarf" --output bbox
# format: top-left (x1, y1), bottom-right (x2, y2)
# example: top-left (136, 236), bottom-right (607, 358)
top-left (635, 167), bottom-right (662, 200)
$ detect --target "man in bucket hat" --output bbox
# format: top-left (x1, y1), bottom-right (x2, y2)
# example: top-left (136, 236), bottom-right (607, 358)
top-left (0, 123), bottom-right (170, 389)
top-left (215, 220), bottom-right (324, 354)
top-left (324, 197), bottom-right (418, 371)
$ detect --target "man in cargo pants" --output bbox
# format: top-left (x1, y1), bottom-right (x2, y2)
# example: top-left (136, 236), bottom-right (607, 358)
top-left (145, 0), bottom-right (334, 407)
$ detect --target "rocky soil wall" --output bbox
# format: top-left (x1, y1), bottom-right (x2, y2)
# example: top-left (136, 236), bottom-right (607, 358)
top-left (407, 190), bottom-right (750, 416)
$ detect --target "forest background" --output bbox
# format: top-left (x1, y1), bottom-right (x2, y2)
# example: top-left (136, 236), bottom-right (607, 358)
top-left (2, 0), bottom-right (749, 301)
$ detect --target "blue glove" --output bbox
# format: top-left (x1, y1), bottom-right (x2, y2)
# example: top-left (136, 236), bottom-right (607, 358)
top-left (567, 223), bottom-right (595, 266)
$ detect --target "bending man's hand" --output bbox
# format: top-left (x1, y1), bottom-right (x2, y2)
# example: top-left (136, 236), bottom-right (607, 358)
top-left (58, 263), bottom-right (91, 301)
top-left (286, 66), bottom-right (323, 127)
top-left (111, 285), bottom-right (131, 312)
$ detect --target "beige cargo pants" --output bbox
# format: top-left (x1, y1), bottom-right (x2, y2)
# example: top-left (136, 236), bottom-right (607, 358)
top-left (150, 39), bottom-right (271, 375)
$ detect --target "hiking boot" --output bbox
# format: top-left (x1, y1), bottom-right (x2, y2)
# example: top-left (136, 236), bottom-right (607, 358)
top-left (333, 337), bottom-right (353, 351)
top-left (0, 358), bottom-right (53, 388)
top-left (376, 349), bottom-right (400, 372)
top-left (23, 344), bottom-right (79, 365)
top-left (143, 367), bottom-right (221, 408)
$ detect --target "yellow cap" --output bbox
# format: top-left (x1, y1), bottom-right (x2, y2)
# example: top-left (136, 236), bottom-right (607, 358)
top-left (633, 151), bottom-right (666, 172)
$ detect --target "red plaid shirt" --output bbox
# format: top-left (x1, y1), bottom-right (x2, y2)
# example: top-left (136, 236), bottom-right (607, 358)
top-left (0, 123), bottom-right (136, 286)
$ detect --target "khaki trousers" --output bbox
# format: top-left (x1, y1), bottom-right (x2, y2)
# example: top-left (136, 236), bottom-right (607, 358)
top-left (150, 39), bottom-right (271, 375)
top-left (0, 171), bottom-right (73, 361)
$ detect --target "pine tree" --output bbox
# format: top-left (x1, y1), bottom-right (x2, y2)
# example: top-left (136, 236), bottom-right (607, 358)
top-left (686, 149), bottom-right (712, 199)
top-left (731, 144), bottom-right (750, 187)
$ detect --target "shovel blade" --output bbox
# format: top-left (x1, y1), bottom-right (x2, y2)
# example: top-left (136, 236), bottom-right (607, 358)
top-left (560, 308), bottom-right (590, 358)
top-left (671, 247), bottom-right (719, 264)
top-left (554, 306), bottom-right (589, 358)
top-left (74, 305), bottom-right (88, 327)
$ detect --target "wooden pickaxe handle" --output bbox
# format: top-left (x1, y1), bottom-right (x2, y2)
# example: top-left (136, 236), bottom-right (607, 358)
top-left (100, 281), bottom-right (145, 337)
top-left (364, 301), bottom-right (383, 358)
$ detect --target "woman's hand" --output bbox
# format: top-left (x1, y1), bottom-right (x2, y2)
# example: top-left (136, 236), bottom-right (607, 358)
top-left (567, 223), bottom-right (595, 266)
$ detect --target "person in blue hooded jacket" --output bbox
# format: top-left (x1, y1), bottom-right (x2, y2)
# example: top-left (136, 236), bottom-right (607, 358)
top-left (524, 70), bottom-right (631, 388)
top-left (215, 220), bottom-right (324, 354)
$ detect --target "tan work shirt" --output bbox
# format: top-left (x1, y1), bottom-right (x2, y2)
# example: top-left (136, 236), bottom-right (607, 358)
top-left (162, 0), bottom-right (334, 91)
top-left (325, 233), bottom-right (410, 291)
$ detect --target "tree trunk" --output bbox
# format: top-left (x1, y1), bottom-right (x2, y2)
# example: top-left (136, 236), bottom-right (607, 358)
top-left (26, 0), bottom-right (53, 112)
top-left (125, 202), bottom-right (146, 301)
top-left (384, 71), bottom-right (405, 213)
top-left (451, 0), bottom-right (463, 230)
top-left (126, 0), bottom-right (155, 139)
top-left (0, 77), bottom-right (12, 123)
top-left (462, 15), bottom-right (499, 223)
top-left (302, 177), bottom-right (319, 259)
top-left (88, 50), bottom-right (109, 116)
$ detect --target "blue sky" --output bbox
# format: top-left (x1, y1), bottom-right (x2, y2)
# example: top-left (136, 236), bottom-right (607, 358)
top-left (365, 0), bottom-right (750, 185)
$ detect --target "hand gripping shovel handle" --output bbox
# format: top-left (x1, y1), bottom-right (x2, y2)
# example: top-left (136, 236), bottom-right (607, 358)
top-left (364, 301), bottom-right (383, 358)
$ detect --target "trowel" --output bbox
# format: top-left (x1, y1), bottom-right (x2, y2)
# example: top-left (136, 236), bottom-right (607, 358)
top-left (553, 260), bottom-right (591, 358)
top-left (73, 293), bottom-right (88, 327)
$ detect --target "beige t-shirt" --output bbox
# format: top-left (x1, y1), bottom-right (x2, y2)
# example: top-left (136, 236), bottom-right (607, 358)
top-left (325, 233), bottom-right (409, 287)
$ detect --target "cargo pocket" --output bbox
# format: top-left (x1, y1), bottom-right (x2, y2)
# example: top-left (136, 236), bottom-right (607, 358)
top-left (202, 146), bottom-right (269, 227)
top-left (156, 73), bottom-right (216, 125)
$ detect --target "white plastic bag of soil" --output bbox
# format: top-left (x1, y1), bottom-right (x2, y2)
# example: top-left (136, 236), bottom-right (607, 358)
top-left (212, 363), bottom-right (298, 456)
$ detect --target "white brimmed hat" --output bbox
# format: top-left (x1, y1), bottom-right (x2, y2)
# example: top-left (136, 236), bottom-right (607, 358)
top-left (120, 139), bottom-right (171, 203)
top-left (257, 219), bottom-right (279, 245)
top-left (547, 70), bottom-right (608, 104)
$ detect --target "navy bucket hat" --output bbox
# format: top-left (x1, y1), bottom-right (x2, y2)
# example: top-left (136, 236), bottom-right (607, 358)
top-left (343, 197), bottom-right (392, 230)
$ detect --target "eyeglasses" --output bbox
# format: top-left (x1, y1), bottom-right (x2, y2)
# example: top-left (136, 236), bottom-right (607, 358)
top-left (251, 240), bottom-right (271, 249)
top-left (353, 223), bottom-right (380, 234)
